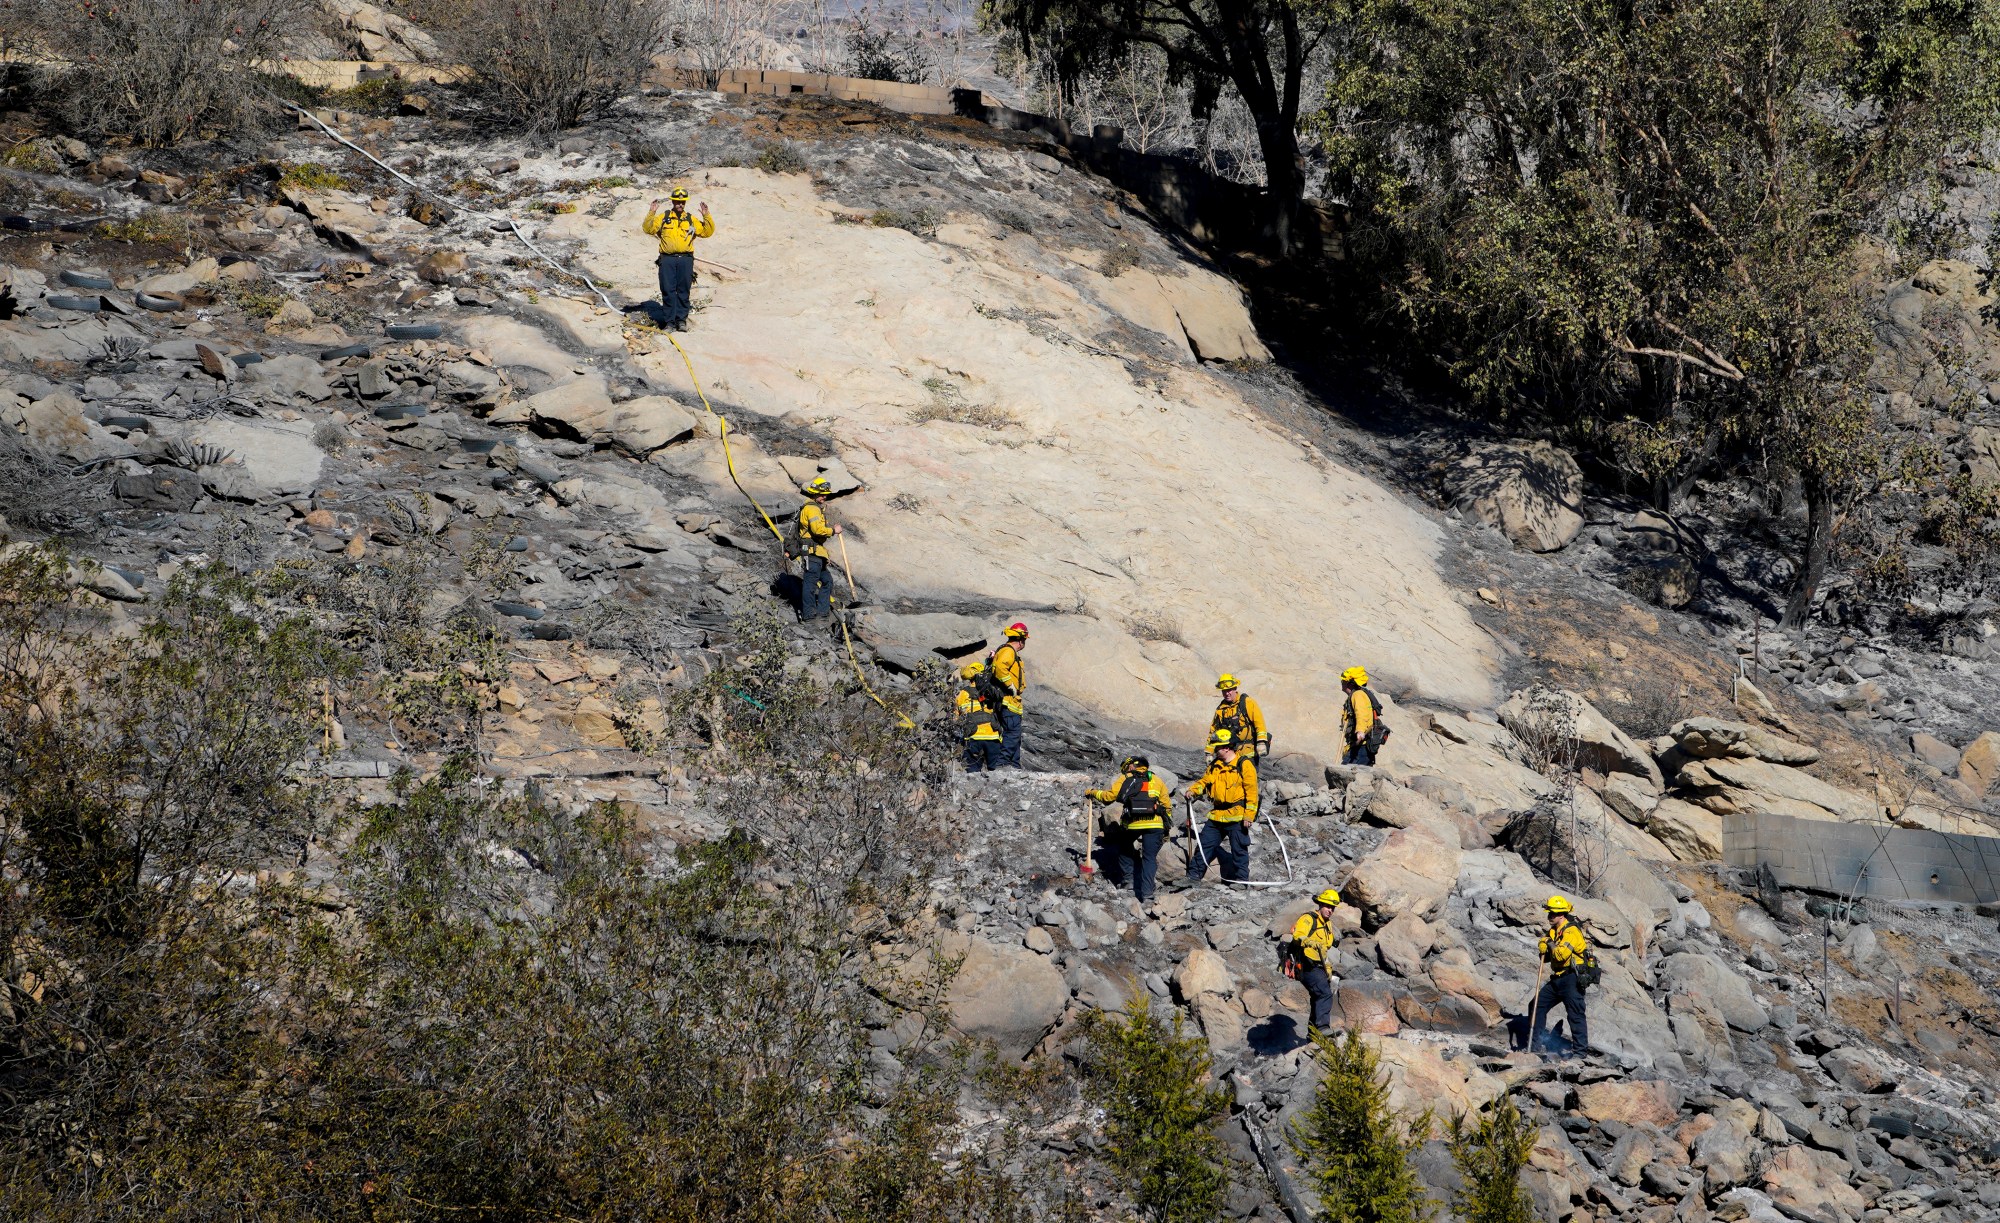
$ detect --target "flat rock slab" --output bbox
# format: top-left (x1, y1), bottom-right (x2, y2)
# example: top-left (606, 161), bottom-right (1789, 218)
top-left (186, 417), bottom-right (323, 497)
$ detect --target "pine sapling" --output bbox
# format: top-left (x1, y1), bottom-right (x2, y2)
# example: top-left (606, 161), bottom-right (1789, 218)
top-left (1447, 1094), bottom-right (1539, 1223)
top-left (1079, 998), bottom-right (1231, 1222)
top-left (1289, 1028), bottom-right (1434, 1223)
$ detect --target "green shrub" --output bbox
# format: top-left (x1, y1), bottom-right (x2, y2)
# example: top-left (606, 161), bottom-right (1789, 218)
top-left (277, 161), bottom-right (353, 192)
top-left (1447, 1095), bottom-right (1539, 1223)
top-left (1290, 1028), bottom-right (1435, 1223)
top-left (870, 206), bottom-right (944, 235)
top-left (1079, 998), bottom-right (1231, 1222)
top-left (756, 141), bottom-right (809, 174)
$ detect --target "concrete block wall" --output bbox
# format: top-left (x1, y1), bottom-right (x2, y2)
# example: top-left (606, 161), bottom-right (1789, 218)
top-left (1724, 812), bottom-right (2000, 904)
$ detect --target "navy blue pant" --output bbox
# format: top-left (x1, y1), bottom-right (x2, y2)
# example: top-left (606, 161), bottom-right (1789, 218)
top-left (657, 253), bottom-right (693, 326)
top-left (1344, 741), bottom-right (1377, 766)
top-left (1300, 963), bottom-right (1334, 1033)
top-left (1534, 973), bottom-right (1589, 1053)
top-left (1117, 828), bottom-right (1164, 902)
top-left (1191, 819), bottom-right (1250, 882)
top-left (800, 555), bottom-right (832, 620)
top-left (962, 738), bottom-right (1001, 772)
top-left (997, 709), bottom-right (1023, 767)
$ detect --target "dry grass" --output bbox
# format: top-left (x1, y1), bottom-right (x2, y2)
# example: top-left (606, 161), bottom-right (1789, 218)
top-left (908, 377), bottom-right (1017, 430)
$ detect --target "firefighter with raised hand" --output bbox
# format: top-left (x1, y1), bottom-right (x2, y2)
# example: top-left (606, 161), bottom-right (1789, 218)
top-left (1211, 673), bottom-right (1270, 758)
top-left (1085, 755), bottom-right (1172, 907)
top-left (792, 477), bottom-right (841, 622)
top-left (1183, 728), bottom-right (1258, 884)
top-left (955, 661), bottom-right (1004, 772)
top-left (1533, 895), bottom-right (1592, 1057)
top-left (1287, 888), bottom-right (1341, 1037)
top-left (988, 622), bottom-right (1029, 767)
top-left (1340, 666), bottom-right (1388, 766)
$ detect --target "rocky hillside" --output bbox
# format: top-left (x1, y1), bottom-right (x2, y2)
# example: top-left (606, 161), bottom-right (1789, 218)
top-left (3, 78), bottom-right (2000, 1223)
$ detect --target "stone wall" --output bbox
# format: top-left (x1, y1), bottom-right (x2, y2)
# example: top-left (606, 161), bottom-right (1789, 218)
top-left (1723, 812), bottom-right (2000, 904)
top-left (647, 67), bottom-right (974, 115)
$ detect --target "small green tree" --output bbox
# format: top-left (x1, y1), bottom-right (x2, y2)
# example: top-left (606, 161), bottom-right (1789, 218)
top-left (1447, 1095), bottom-right (1538, 1223)
top-left (1079, 998), bottom-right (1231, 1223)
top-left (1289, 1028), bottom-right (1433, 1223)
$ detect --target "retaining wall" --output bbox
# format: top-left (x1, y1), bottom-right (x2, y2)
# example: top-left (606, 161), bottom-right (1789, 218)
top-left (1723, 812), bottom-right (2000, 904)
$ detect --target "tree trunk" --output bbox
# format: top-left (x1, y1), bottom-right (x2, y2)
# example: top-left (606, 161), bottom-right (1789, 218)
top-left (1780, 481), bottom-right (1834, 628)
top-left (1252, 115), bottom-right (1305, 254)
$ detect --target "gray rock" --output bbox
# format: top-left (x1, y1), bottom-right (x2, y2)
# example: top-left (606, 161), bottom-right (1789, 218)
top-left (1671, 717), bottom-right (1822, 765)
top-left (931, 930), bottom-right (1067, 1059)
top-left (1449, 440), bottom-right (1585, 552)
top-left (1660, 952), bottom-right (1770, 1032)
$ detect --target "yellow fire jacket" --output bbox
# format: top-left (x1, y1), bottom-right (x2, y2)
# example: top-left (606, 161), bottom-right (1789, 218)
top-left (956, 688), bottom-right (1001, 741)
top-left (1539, 920), bottom-right (1590, 975)
top-left (1291, 911), bottom-right (1336, 963)
top-left (643, 207), bottom-right (715, 254)
top-left (1212, 694), bottom-right (1269, 751)
top-left (1188, 755), bottom-right (1258, 823)
top-left (795, 503), bottom-right (832, 559)
top-left (989, 643), bottom-right (1024, 714)
top-left (1343, 687), bottom-right (1377, 746)
top-left (1085, 770), bottom-right (1171, 831)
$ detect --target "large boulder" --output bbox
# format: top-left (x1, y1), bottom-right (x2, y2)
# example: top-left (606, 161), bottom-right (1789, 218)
top-left (1673, 756), bottom-right (1875, 823)
top-left (1499, 688), bottom-right (1664, 790)
top-left (932, 931), bottom-right (1067, 1059)
top-left (1691, 1099), bottom-right (1765, 1187)
top-left (1670, 717), bottom-right (1820, 765)
top-left (1450, 441), bottom-right (1585, 552)
top-left (1369, 1036), bottom-right (1504, 1117)
top-left (1646, 797), bottom-right (1725, 861)
top-left (1960, 730), bottom-right (2000, 794)
top-left (1173, 948), bottom-right (1235, 1000)
top-left (1343, 822), bottom-right (1460, 920)
top-left (1573, 1080), bottom-right (1681, 1128)
top-left (1659, 952), bottom-right (1769, 1032)
top-left (1579, 958), bottom-right (1680, 1071)
top-left (1760, 1146), bottom-right (1865, 1222)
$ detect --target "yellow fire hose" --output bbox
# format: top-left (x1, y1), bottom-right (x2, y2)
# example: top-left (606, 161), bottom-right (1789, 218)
top-left (663, 336), bottom-right (913, 730)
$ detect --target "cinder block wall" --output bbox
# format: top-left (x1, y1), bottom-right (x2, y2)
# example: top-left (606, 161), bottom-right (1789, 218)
top-left (1724, 812), bottom-right (2000, 903)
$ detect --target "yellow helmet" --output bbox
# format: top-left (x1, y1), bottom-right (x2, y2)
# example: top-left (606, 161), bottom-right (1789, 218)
top-left (1544, 895), bottom-right (1573, 914)
top-left (1315, 887), bottom-right (1341, 907)
top-left (1341, 666), bottom-right (1369, 686)
top-left (1216, 673), bottom-right (1240, 691)
top-left (1208, 728), bottom-right (1235, 750)
top-left (804, 477), bottom-right (833, 495)
top-left (960, 661), bottom-right (986, 680)
top-left (670, 187), bottom-right (690, 201)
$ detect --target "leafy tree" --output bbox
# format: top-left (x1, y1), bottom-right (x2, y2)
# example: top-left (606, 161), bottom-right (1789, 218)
top-left (1447, 1095), bottom-right (1539, 1223)
top-left (0, 564), bottom-right (1041, 1222)
top-left (1079, 998), bottom-right (1232, 1222)
top-left (1316, 0), bottom-right (2000, 624)
top-left (1289, 1028), bottom-right (1433, 1223)
top-left (985, 0), bottom-right (1333, 248)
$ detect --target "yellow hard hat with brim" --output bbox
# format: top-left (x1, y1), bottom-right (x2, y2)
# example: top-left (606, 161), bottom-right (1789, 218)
top-left (960, 661), bottom-right (986, 679)
top-left (1208, 728), bottom-right (1235, 749)
top-left (804, 477), bottom-right (833, 495)
top-left (1216, 673), bottom-right (1240, 691)
top-left (1341, 666), bottom-right (1369, 686)
top-left (1545, 895), bottom-right (1573, 914)
top-left (1315, 887), bottom-right (1341, 907)
top-left (670, 187), bottom-right (690, 200)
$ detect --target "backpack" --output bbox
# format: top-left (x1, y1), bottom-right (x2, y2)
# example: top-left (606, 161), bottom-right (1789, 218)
top-left (1575, 944), bottom-right (1602, 990)
top-left (977, 658), bottom-right (1010, 709)
top-left (1115, 772), bottom-right (1161, 821)
top-left (1357, 688), bottom-right (1391, 750)
top-left (1281, 912), bottom-right (1328, 979)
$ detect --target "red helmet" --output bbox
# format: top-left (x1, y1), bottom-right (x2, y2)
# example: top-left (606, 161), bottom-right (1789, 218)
top-left (1004, 622), bottom-right (1029, 638)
